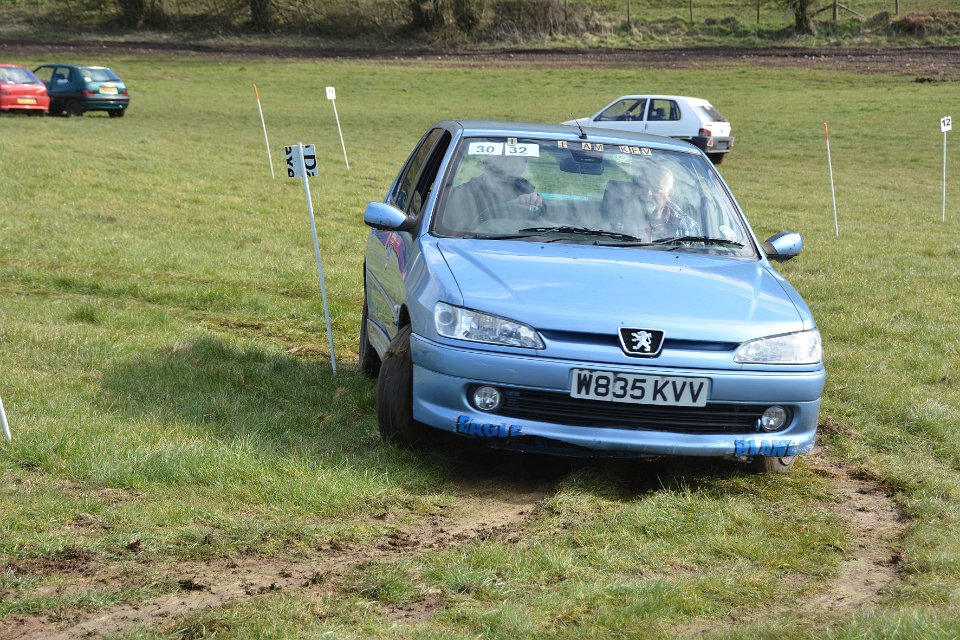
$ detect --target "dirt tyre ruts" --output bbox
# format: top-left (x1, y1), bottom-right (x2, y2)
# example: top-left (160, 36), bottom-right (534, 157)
top-left (358, 297), bottom-right (381, 378)
top-left (376, 325), bottom-right (424, 447)
top-left (752, 455), bottom-right (796, 474)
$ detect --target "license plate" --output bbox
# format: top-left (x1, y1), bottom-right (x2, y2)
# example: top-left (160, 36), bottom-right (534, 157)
top-left (100, 86), bottom-right (118, 94)
top-left (570, 369), bottom-right (709, 407)
top-left (17, 97), bottom-right (36, 104)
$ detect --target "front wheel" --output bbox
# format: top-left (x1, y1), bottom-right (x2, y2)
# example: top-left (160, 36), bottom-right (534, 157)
top-left (376, 325), bottom-right (424, 447)
top-left (752, 455), bottom-right (796, 474)
top-left (108, 109), bottom-right (125, 118)
top-left (707, 152), bottom-right (725, 165)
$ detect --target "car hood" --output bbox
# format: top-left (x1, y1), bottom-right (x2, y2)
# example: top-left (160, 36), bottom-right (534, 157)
top-left (437, 239), bottom-right (806, 343)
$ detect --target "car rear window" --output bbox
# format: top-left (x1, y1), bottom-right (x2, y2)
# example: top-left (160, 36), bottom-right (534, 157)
top-left (697, 105), bottom-right (727, 122)
top-left (0, 67), bottom-right (41, 84)
top-left (81, 67), bottom-right (121, 82)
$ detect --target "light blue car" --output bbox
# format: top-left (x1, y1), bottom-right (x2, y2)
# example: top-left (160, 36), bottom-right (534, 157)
top-left (360, 121), bottom-right (825, 473)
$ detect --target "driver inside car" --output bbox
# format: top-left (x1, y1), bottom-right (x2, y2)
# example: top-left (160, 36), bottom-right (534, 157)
top-left (443, 153), bottom-right (543, 231)
top-left (644, 166), bottom-right (701, 240)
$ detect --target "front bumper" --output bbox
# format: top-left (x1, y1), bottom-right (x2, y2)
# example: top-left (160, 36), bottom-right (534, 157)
top-left (411, 334), bottom-right (823, 458)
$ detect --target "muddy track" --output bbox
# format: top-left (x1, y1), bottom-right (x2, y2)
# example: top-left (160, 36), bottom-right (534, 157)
top-left (804, 454), bottom-right (905, 613)
top-left (0, 451), bottom-right (907, 639)
top-left (0, 480), bottom-right (550, 640)
top-left (679, 449), bottom-right (906, 638)
top-left (1, 38), bottom-right (959, 79)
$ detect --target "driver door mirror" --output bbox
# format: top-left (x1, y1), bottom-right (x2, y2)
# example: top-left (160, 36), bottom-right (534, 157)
top-left (364, 202), bottom-right (415, 232)
top-left (762, 231), bottom-right (803, 263)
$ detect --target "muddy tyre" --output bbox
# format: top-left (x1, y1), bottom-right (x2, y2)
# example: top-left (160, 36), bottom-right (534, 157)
top-left (358, 298), bottom-right (381, 378)
top-left (752, 455), bottom-right (796, 474)
top-left (376, 325), bottom-right (424, 447)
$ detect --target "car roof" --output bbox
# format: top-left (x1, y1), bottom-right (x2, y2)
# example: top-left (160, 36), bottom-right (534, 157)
top-left (610, 95), bottom-right (712, 104)
top-left (0, 64), bottom-right (30, 69)
top-left (447, 119), bottom-right (700, 154)
top-left (35, 64), bottom-right (110, 69)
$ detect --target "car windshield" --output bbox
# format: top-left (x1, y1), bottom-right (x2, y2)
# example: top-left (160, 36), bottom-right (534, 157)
top-left (0, 67), bottom-right (40, 84)
top-left (81, 67), bottom-right (121, 82)
top-left (432, 136), bottom-right (756, 258)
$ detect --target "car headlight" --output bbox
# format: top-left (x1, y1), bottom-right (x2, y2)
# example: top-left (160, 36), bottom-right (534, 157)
top-left (434, 302), bottom-right (544, 349)
top-left (734, 329), bottom-right (822, 365)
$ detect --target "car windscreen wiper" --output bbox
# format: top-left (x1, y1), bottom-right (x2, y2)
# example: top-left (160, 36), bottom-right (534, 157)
top-left (459, 232), bottom-right (551, 240)
top-left (518, 226), bottom-right (642, 242)
top-left (651, 235), bottom-right (744, 248)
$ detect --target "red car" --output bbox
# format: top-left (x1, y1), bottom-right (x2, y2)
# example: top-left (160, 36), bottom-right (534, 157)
top-left (0, 64), bottom-right (49, 115)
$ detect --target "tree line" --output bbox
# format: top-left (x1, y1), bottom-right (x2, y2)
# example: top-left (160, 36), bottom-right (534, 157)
top-left (35, 0), bottom-right (942, 37)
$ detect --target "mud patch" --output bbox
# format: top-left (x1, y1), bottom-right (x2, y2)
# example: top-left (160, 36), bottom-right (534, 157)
top-left (6, 478), bottom-right (551, 640)
top-left (3, 547), bottom-right (97, 579)
top-left (381, 593), bottom-right (443, 625)
top-left (805, 454), bottom-right (905, 612)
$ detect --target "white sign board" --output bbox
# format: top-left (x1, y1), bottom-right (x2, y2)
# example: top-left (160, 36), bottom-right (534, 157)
top-left (942, 116), bottom-right (953, 133)
top-left (326, 86), bottom-right (336, 101)
top-left (284, 144), bottom-right (318, 178)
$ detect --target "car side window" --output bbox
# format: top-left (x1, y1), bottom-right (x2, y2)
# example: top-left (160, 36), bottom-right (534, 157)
top-left (391, 129), bottom-right (443, 213)
top-left (648, 99), bottom-right (681, 121)
top-left (33, 66), bottom-right (53, 83)
top-left (408, 132), bottom-right (452, 220)
top-left (597, 98), bottom-right (646, 122)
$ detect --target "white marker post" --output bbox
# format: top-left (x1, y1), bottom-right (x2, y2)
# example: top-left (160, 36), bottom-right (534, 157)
top-left (0, 395), bottom-right (11, 442)
top-left (326, 86), bottom-right (350, 170)
top-left (254, 84), bottom-right (275, 179)
top-left (941, 115), bottom-right (952, 224)
top-left (824, 122), bottom-right (839, 238)
top-left (285, 143), bottom-right (337, 374)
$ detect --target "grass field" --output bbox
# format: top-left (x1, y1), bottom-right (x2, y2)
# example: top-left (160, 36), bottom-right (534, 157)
top-left (1, 52), bottom-right (960, 638)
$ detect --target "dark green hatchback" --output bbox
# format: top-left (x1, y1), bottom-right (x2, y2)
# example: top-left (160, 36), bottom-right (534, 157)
top-left (33, 64), bottom-right (129, 117)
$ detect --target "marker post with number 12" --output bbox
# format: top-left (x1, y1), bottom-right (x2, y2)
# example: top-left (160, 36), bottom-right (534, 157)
top-left (942, 115), bottom-right (952, 224)
top-left (284, 143), bottom-right (337, 374)
top-left (326, 86), bottom-right (350, 170)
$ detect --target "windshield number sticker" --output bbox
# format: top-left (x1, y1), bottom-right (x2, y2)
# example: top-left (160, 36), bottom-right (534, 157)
top-left (468, 142), bottom-right (504, 156)
top-left (505, 143), bottom-right (540, 157)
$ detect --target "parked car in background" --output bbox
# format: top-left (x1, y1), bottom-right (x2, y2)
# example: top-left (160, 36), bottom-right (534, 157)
top-left (33, 64), bottom-right (129, 117)
top-left (566, 95), bottom-right (734, 164)
top-left (360, 120), bottom-right (824, 473)
top-left (0, 64), bottom-right (49, 115)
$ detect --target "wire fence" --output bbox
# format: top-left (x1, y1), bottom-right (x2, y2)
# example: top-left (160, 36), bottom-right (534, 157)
top-left (588, 0), bottom-right (956, 25)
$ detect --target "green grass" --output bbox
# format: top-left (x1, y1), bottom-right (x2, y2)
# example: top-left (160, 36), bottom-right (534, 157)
top-left (1, 53), bottom-right (960, 637)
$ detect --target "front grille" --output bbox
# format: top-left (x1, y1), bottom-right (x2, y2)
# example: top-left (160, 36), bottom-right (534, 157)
top-left (497, 389), bottom-right (778, 434)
